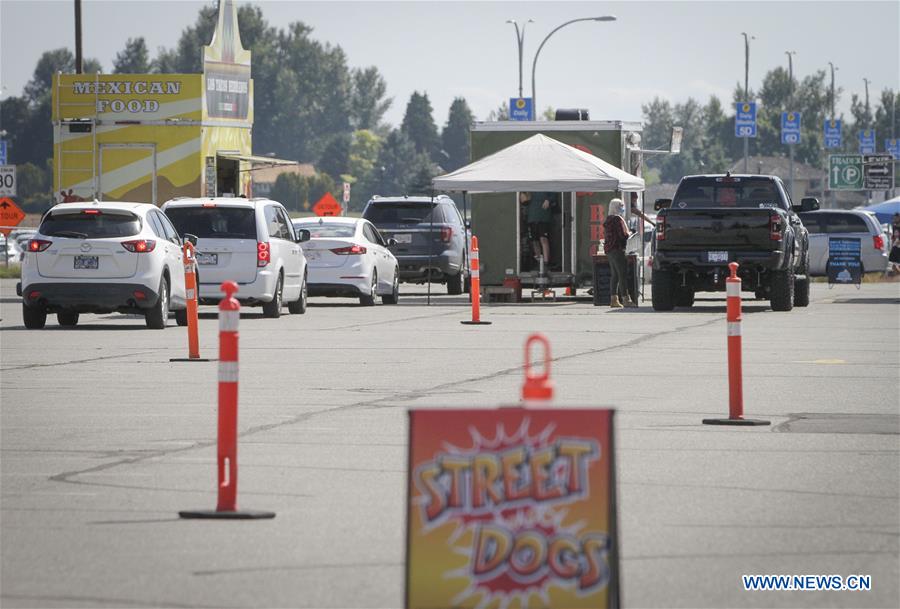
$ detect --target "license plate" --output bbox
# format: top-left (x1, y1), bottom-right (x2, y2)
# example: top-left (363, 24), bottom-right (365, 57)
top-left (74, 255), bottom-right (98, 270)
top-left (197, 253), bottom-right (218, 265)
top-left (707, 251), bottom-right (728, 263)
top-left (394, 233), bottom-right (412, 244)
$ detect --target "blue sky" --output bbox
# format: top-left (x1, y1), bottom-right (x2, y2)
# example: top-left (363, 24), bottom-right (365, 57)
top-left (2, 1), bottom-right (898, 130)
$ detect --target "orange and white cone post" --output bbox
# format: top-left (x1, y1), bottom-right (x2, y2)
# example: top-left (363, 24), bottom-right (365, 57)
top-left (703, 263), bottom-right (770, 426)
top-left (461, 236), bottom-right (491, 325)
top-left (170, 241), bottom-right (210, 362)
top-left (179, 281), bottom-right (276, 519)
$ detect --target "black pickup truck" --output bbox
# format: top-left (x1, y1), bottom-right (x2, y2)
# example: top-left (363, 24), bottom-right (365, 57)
top-left (652, 174), bottom-right (818, 311)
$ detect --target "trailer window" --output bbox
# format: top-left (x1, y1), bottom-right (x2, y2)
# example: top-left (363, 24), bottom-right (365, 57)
top-left (673, 178), bottom-right (785, 210)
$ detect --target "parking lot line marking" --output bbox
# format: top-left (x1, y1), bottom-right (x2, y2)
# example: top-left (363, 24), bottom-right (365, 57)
top-left (791, 359), bottom-right (847, 364)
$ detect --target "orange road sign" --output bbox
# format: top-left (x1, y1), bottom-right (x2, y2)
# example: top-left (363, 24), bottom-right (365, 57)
top-left (312, 192), bottom-right (342, 217)
top-left (0, 197), bottom-right (25, 235)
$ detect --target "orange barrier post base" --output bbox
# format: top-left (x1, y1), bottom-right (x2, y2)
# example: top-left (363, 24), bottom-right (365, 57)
top-left (703, 263), bottom-right (770, 427)
top-left (179, 281), bottom-right (275, 520)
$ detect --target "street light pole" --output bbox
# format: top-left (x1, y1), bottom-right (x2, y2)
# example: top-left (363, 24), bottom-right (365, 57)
top-left (506, 19), bottom-right (533, 99)
top-left (786, 51), bottom-right (796, 201)
top-left (863, 77), bottom-right (871, 126)
top-left (741, 32), bottom-right (754, 172)
top-left (531, 16), bottom-right (616, 121)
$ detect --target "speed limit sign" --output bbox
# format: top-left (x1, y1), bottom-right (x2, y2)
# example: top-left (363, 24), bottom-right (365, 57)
top-left (0, 166), bottom-right (16, 197)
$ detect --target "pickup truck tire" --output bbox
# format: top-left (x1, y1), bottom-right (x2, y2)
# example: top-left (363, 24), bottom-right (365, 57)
top-left (794, 276), bottom-right (810, 307)
top-left (770, 270), bottom-right (795, 312)
top-left (675, 287), bottom-right (695, 308)
top-left (651, 270), bottom-right (676, 311)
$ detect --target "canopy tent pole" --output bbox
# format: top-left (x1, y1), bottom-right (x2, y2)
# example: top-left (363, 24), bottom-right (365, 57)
top-left (462, 191), bottom-right (470, 287)
top-left (427, 191), bottom-right (434, 306)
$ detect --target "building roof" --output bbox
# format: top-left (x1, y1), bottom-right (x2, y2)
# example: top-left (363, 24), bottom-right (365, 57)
top-left (728, 156), bottom-right (826, 181)
top-left (252, 163), bottom-right (316, 184)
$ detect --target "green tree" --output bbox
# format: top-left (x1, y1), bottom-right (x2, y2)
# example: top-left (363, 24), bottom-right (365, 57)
top-left (350, 66), bottom-right (392, 131)
top-left (113, 38), bottom-right (151, 74)
top-left (369, 130), bottom-right (427, 196)
top-left (346, 130), bottom-right (383, 210)
top-left (401, 92), bottom-right (440, 161)
top-left (441, 97), bottom-right (473, 172)
top-left (318, 133), bottom-right (352, 182)
top-left (487, 101), bottom-right (509, 121)
top-left (270, 173), bottom-right (309, 212)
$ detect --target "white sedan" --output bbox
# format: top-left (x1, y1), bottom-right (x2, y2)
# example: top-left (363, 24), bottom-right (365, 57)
top-left (292, 217), bottom-right (399, 305)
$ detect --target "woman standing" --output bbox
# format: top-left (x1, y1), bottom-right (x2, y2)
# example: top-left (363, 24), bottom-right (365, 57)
top-left (603, 198), bottom-right (634, 308)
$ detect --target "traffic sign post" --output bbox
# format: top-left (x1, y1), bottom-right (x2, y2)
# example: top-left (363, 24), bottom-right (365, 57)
top-left (0, 141), bottom-right (7, 165)
top-left (859, 129), bottom-right (876, 155)
top-left (0, 165), bottom-right (16, 197)
top-left (823, 119), bottom-right (842, 149)
top-left (781, 111), bottom-right (801, 145)
top-left (863, 154), bottom-right (894, 190)
top-left (734, 102), bottom-right (757, 138)
top-left (509, 97), bottom-right (533, 121)
top-left (828, 154), bottom-right (863, 190)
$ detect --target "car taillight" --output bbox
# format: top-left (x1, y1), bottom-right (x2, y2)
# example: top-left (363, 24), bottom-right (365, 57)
top-left (82, 209), bottom-right (101, 215)
top-left (331, 244), bottom-right (367, 255)
top-left (440, 226), bottom-right (452, 242)
top-left (769, 213), bottom-right (783, 241)
top-left (656, 215), bottom-right (666, 241)
top-left (121, 239), bottom-right (156, 253)
top-left (873, 235), bottom-right (885, 250)
top-left (28, 239), bottom-right (52, 252)
top-left (257, 241), bottom-right (270, 267)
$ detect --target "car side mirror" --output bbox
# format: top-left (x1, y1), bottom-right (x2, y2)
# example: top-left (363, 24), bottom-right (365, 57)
top-left (183, 233), bottom-right (199, 247)
top-left (296, 229), bottom-right (310, 243)
top-left (799, 197), bottom-right (820, 212)
top-left (387, 238), bottom-right (397, 246)
top-left (654, 198), bottom-right (672, 211)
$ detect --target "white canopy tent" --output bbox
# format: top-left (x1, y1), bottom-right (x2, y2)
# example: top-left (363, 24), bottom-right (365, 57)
top-left (432, 133), bottom-right (644, 193)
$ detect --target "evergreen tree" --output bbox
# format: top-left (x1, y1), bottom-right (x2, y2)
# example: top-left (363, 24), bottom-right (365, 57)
top-left (113, 38), bottom-right (150, 74)
top-left (441, 97), bottom-right (473, 172)
top-left (318, 134), bottom-right (352, 182)
top-left (369, 130), bottom-right (425, 196)
top-left (351, 66), bottom-right (392, 131)
top-left (401, 92), bottom-right (440, 161)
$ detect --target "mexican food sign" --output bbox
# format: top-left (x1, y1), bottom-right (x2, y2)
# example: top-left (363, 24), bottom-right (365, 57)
top-left (406, 408), bottom-right (620, 609)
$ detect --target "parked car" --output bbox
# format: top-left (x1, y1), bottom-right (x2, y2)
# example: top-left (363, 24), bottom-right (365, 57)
top-left (292, 216), bottom-right (399, 306)
top-left (18, 202), bottom-right (188, 329)
top-left (798, 209), bottom-right (890, 276)
top-left (162, 197), bottom-right (309, 317)
top-left (652, 174), bottom-right (815, 311)
top-left (362, 195), bottom-right (468, 294)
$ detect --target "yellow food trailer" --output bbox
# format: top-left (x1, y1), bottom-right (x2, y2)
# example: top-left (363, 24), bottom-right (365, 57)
top-left (52, 0), bottom-right (255, 205)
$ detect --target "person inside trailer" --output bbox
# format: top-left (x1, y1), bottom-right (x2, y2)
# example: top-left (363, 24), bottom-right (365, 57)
top-left (519, 191), bottom-right (557, 274)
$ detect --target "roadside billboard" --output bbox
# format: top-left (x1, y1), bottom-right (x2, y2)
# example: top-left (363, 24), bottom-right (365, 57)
top-left (406, 407), bottom-right (619, 608)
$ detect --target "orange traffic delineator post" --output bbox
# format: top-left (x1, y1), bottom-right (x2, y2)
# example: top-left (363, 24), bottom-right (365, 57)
top-left (703, 263), bottom-right (770, 426)
top-left (461, 236), bottom-right (491, 325)
top-left (521, 333), bottom-right (554, 401)
top-left (170, 241), bottom-right (211, 362)
top-left (180, 281), bottom-right (275, 519)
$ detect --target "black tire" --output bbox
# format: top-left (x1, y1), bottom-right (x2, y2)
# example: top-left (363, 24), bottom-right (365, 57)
top-left (175, 308), bottom-right (189, 326)
top-left (674, 287), bottom-right (695, 308)
top-left (794, 276), bottom-right (810, 307)
top-left (57, 311), bottom-right (79, 327)
top-left (145, 276), bottom-right (169, 329)
top-left (23, 303), bottom-right (47, 329)
top-left (288, 273), bottom-right (308, 314)
top-left (383, 269), bottom-right (400, 304)
top-left (464, 273), bottom-right (471, 294)
top-left (359, 271), bottom-right (377, 306)
top-left (446, 271), bottom-right (463, 295)
top-left (651, 269), bottom-right (676, 311)
top-left (770, 270), bottom-right (795, 312)
top-left (262, 273), bottom-right (284, 318)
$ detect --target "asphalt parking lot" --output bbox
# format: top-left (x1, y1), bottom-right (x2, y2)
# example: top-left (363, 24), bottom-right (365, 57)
top-left (1, 278), bottom-right (898, 609)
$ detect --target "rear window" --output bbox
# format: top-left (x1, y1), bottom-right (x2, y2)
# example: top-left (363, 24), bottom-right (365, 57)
top-left (364, 202), bottom-right (441, 224)
top-left (799, 212), bottom-right (870, 234)
top-left (165, 206), bottom-right (256, 239)
top-left (673, 178), bottom-right (786, 210)
top-left (297, 223), bottom-right (356, 238)
top-left (40, 210), bottom-right (141, 238)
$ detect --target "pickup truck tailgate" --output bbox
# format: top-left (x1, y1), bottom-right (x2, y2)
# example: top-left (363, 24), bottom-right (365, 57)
top-left (662, 209), bottom-right (776, 249)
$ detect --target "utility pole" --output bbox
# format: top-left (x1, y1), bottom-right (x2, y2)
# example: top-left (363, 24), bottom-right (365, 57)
top-left (741, 32), bottom-right (754, 172)
top-left (74, 0), bottom-right (83, 73)
top-left (786, 51), bottom-right (796, 201)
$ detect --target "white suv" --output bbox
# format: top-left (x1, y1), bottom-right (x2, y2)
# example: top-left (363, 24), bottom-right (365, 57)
top-left (19, 202), bottom-right (187, 329)
top-left (162, 197), bottom-right (308, 317)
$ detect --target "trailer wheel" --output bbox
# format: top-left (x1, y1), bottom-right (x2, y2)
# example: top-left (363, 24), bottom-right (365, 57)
top-left (652, 270), bottom-right (676, 311)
